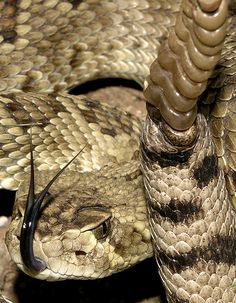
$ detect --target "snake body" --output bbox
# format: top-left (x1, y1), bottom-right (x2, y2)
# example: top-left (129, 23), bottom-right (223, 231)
top-left (141, 0), bottom-right (236, 302)
top-left (141, 113), bottom-right (236, 302)
top-left (1, 0), bottom-right (236, 302)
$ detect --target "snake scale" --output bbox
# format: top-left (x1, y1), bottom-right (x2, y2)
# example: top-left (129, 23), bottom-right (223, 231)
top-left (0, 0), bottom-right (236, 302)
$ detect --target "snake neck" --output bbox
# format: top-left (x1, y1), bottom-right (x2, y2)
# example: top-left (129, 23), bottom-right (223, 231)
top-left (140, 113), bottom-right (236, 302)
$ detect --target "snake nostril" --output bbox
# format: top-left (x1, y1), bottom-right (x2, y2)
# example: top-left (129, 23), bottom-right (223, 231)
top-left (75, 250), bottom-right (86, 256)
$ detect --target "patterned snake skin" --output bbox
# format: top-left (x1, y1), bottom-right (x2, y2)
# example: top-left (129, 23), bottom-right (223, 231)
top-left (0, 0), bottom-right (236, 302)
top-left (141, 0), bottom-right (236, 302)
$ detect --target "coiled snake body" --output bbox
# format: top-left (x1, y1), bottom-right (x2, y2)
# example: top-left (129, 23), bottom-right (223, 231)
top-left (0, 0), bottom-right (236, 302)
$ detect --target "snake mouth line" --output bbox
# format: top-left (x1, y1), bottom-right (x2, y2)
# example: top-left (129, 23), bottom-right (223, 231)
top-left (20, 139), bottom-right (86, 274)
top-left (14, 258), bottom-right (84, 281)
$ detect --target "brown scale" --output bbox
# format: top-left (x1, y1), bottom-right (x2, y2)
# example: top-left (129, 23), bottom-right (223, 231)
top-left (0, 0), bottom-right (18, 43)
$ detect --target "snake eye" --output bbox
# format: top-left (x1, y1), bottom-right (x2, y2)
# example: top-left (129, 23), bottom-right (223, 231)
top-left (76, 205), bottom-right (112, 239)
top-left (93, 219), bottom-right (111, 240)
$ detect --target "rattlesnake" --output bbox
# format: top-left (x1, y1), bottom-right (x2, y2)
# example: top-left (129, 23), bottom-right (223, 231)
top-left (1, 0), bottom-right (236, 302)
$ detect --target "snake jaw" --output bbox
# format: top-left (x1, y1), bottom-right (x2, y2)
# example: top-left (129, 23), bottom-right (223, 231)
top-left (19, 143), bottom-right (86, 274)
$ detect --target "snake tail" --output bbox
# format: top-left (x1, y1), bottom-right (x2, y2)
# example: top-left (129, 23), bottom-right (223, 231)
top-left (141, 113), bottom-right (236, 302)
top-left (143, 0), bottom-right (228, 131)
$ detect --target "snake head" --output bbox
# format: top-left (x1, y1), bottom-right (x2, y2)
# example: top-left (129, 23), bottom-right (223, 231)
top-left (6, 161), bottom-right (152, 280)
